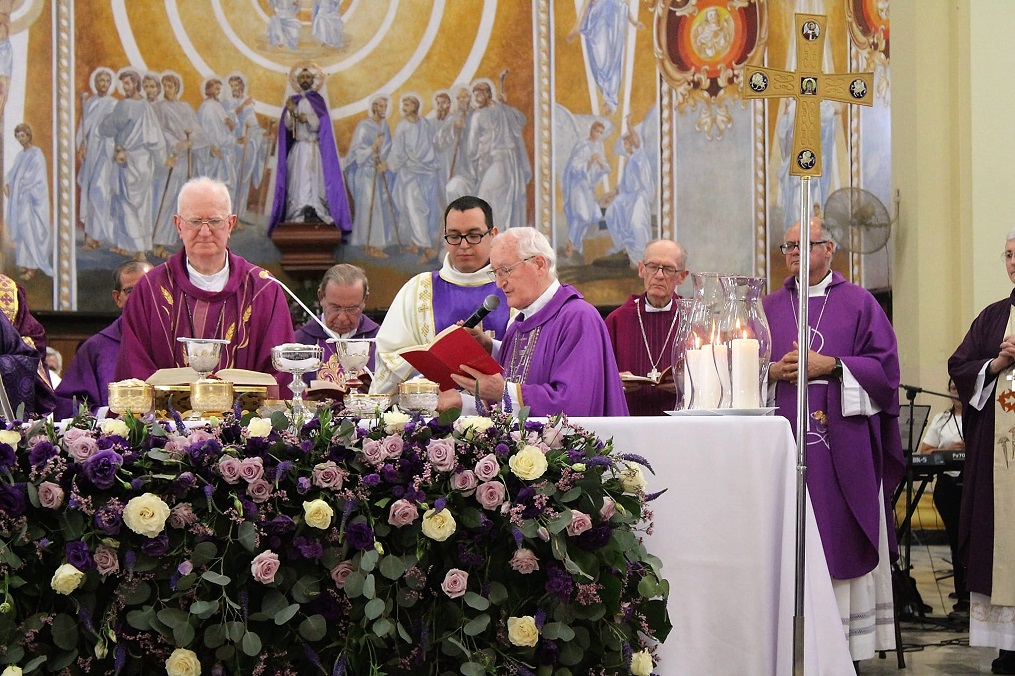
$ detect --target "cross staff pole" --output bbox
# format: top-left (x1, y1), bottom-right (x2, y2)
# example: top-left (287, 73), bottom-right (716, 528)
top-left (742, 13), bottom-right (873, 675)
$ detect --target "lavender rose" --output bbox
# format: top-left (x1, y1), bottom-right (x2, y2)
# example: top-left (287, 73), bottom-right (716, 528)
top-left (63, 427), bottom-right (98, 463)
top-left (360, 439), bottom-right (387, 467)
top-left (380, 435), bottom-right (404, 460)
top-left (440, 568), bottom-right (469, 599)
top-left (509, 548), bottom-right (540, 574)
top-left (246, 478), bottom-right (272, 503)
top-left (330, 560), bottom-right (354, 589)
top-left (475, 481), bottom-right (507, 510)
top-left (451, 470), bottom-right (478, 495)
top-left (218, 456), bottom-right (242, 484)
top-left (426, 437), bottom-right (457, 472)
top-left (93, 544), bottom-right (119, 578)
top-left (239, 457), bottom-right (264, 483)
top-left (37, 481), bottom-right (65, 509)
top-left (474, 454), bottom-right (501, 481)
top-left (250, 550), bottom-right (281, 584)
top-left (387, 499), bottom-right (419, 527)
top-left (312, 461), bottom-right (346, 490)
top-left (566, 510), bottom-right (593, 537)
top-left (169, 503), bottom-right (197, 529)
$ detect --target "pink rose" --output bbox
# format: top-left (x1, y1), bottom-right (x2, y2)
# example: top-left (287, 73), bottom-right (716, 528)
top-left (542, 426), bottom-right (565, 449)
top-left (218, 456), bottom-right (242, 484)
top-left (169, 503), bottom-right (197, 529)
top-left (361, 439), bottom-right (387, 467)
top-left (331, 560), bottom-right (355, 589)
top-left (473, 454), bottom-right (500, 481)
top-left (475, 481), bottom-right (506, 510)
top-left (163, 434), bottom-right (190, 456)
top-left (387, 499), bottom-right (419, 527)
top-left (37, 481), bottom-right (65, 509)
top-left (380, 435), bottom-right (404, 460)
top-left (566, 510), bottom-right (593, 536)
top-left (28, 433), bottom-right (49, 447)
top-left (239, 457), bottom-right (264, 483)
top-left (426, 438), bottom-right (457, 472)
top-left (63, 427), bottom-right (98, 463)
top-left (313, 461), bottom-right (346, 489)
top-left (509, 548), bottom-right (540, 574)
top-left (247, 479), bottom-right (272, 503)
top-left (250, 550), bottom-right (280, 584)
top-left (451, 470), bottom-right (478, 495)
top-left (187, 429), bottom-right (215, 445)
top-left (94, 544), bottom-right (119, 578)
top-left (441, 568), bottom-right (469, 599)
top-left (599, 497), bottom-right (616, 521)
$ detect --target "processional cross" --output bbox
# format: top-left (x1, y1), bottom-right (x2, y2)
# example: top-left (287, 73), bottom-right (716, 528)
top-left (740, 14), bottom-right (874, 676)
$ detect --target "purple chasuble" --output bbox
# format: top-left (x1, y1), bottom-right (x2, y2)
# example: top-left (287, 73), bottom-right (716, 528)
top-left (0, 311), bottom-right (43, 416)
top-left (948, 288), bottom-right (1015, 596)
top-left (294, 314), bottom-right (380, 383)
top-left (54, 317), bottom-right (124, 418)
top-left (115, 250), bottom-right (296, 392)
top-left (269, 90), bottom-right (352, 235)
top-left (500, 284), bottom-right (629, 417)
top-left (763, 272), bottom-right (904, 580)
top-left (605, 293), bottom-right (682, 416)
top-left (430, 272), bottom-right (510, 339)
top-left (0, 275), bottom-right (55, 414)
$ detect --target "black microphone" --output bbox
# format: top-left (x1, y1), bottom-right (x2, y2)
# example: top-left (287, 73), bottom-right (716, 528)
top-left (463, 295), bottom-right (500, 329)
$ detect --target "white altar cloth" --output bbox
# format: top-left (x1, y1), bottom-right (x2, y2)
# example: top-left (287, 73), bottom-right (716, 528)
top-left (571, 416), bottom-right (854, 676)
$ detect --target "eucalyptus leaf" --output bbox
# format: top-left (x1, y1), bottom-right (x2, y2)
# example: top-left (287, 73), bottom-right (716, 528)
top-left (226, 621), bottom-right (245, 642)
top-left (343, 570), bottom-right (365, 598)
top-left (215, 644), bottom-right (235, 661)
top-left (21, 654), bottom-right (44, 672)
top-left (126, 609), bottom-right (153, 631)
top-left (541, 622), bottom-right (575, 642)
top-left (362, 572), bottom-right (376, 599)
top-left (204, 624), bottom-right (226, 648)
top-left (237, 521), bottom-right (257, 552)
top-left (201, 570), bottom-right (231, 586)
top-left (463, 614), bottom-right (490, 636)
top-left (487, 582), bottom-right (508, 605)
top-left (51, 613), bottom-right (78, 651)
top-left (298, 614), bottom-right (327, 642)
top-left (46, 649), bottom-right (77, 671)
top-left (372, 617), bottom-right (393, 637)
top-left (117, 580), bottom-right (152, 606)
top-left (548, 510), bottom-right (572, 534)
top-left (364, 597), bottom-right (385, 620)
top-left (189, 600), bottom-right (217, 616)
top-left (191, 541), bottom-right (218, 568)
top-left (461, 664), bottom-right (486, 676)
top-left (241, 631), bottom-right (262, 657)
top-left (156, 608), bottom-right (189, 629)
top-left (260, 589), bottom-right (289, 616)
top-left (360, 548), bottom-right (379, 572)
top-left (292, 575), bottom-right (321, 603)
top-left (274, 603), bottom-right (300, 625)
top-left (174, 622), bottom-right (195, 647)
top-left (270, 411), bottom-right (289, 430)
top-left (379, 554), bottom-right (406, 580)
top-left (464, 591), bottom-right (489, 611)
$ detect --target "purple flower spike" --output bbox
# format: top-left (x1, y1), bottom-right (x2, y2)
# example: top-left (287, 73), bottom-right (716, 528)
top-left (620, 453), bottom-right (654, 473)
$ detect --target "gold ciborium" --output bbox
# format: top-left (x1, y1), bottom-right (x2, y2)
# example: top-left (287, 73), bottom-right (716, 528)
top-left (190, 379), bottom-right (234, 418)
top-left (398, 379), bottom-right (440, 416)
top-left (108, 380), bottom-right (154, 416)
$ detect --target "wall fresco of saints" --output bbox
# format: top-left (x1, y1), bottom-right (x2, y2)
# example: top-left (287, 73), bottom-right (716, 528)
top-left (0, 0), bottom-right (890, 314)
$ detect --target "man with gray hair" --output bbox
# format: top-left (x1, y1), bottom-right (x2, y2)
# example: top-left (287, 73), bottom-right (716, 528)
top-left (295, 263), bottom-right (379, 385)
top-left (440, 227), bottom-right (628, 416)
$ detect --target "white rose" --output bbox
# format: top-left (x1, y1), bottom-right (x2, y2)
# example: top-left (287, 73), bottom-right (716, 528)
top-left (246, 417), bottom-right (273, 438)
top-left (508, 445), bottom-right (548, 481)
top-left (1, 666), bottom-right (24, 676)
top-left (122, 493), bottom-right (171, 537)
top-left (619, 464), bottom-right (647, 493)
top-left (303, 499), bottom-right (335, 529)
top-left (456, 416), bottom-right (494, 440)
top-left (420, 508), bottom-right (457, 541)
top-left (0, 430), bottom-right (21, 446)
top-left (506, 615), bottom-right (539, 647)
top-left (630, 649), bottom-right (654, 676)
top-left (99, 419), bottom-right (130, 438)
top-left (165, 648), bottom-right (202, 676)
top-left (50, 563), bottom-right (85, 595)
top-left (382, 409), bottom-right (411, 433)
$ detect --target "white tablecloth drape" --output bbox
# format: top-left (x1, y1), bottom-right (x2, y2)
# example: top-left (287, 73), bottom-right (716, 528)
top-left (571, 416), bottom-right (855, 676)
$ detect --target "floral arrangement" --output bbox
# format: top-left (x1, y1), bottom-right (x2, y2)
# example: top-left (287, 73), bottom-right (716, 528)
top-left (0, 405), bottom-right (671, 675)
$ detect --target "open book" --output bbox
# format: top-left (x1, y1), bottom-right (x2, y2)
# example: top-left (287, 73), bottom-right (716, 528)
top-left (146, 367), bottom-right (277, 387)
top-left (396, 326), bottom-right (502, 391)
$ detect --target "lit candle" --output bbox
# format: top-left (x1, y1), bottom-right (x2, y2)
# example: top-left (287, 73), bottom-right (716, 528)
top-left (696, 344), bottom-right (723, 408)
top-left (731, 338), bottom-right (761, 408)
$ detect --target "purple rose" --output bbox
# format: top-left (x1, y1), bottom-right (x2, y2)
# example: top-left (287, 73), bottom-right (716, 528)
top-left (169, 503), bottom-right (197, 529)
top-left (66, 540), bottom-right (96, 571)
top-left (251, 550), bottom-right (281, 584)
top-left (566, 510), bottom-right (593, 537)
top-left (312, 461), bottom-right (346, 490)
top-left (141, 534), bottom-right (170, 558)
top-left (361, 439), bottom-right (387, 467)
top-left (37, 481), bottom-right (65, 509)
top-left (0, 484), bottom-right (27, 516)
top-left (28, 440), bottom-right (57, 467)
top-left (345, 521), bottom-right (375, 551)
top-left (83, 449), bottom-right (124, 489)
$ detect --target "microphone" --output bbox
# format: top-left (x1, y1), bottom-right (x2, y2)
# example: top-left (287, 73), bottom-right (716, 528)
top-left (463, 295), bottom-right (500, 329)
top-left (259, 270), bottom-right (340, 341)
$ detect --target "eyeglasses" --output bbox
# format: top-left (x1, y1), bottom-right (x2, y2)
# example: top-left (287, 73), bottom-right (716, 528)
top-left (779, 240), bottom-right (829, 254)
top-left (324, 301), bottom-right (365, 315)
top-left (487, 257), bottom-right (534, 282)
top-left (642, 263), bottom-right (682, 278)
top-left (443, 230), bottom-right (491, 246)
top-left (180, 216), bottom-right (231, 231)
top-left (1003, 250), bottom-right (1015, 261)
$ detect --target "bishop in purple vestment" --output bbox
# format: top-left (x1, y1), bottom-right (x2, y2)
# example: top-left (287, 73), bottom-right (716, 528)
top-left (605, 239), bottom-right (689, 415)
top-left (115, 178), bottom-right (295, 392)
top-left (446, 228), bottom-right (628, 417)
top-left (0, 274), bottom-right (55, 415)
top-left (0, 310), bottom-right (43, 417)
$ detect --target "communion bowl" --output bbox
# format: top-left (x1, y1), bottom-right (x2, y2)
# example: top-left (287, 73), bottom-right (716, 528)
top-left (398, 380), bottom-right (440, 415)
top-left (345, 393), bottom-right (393, 417)
top-left (190, 379), bottom-right (235, 417)
top-left (108, 379), bottom-right (154, 416)
top-left (271, 343), bottom-right (324, 373)
top-left (178, 337), bottom-right (230, 375)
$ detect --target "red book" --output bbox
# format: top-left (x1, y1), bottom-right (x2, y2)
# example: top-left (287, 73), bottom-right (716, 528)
top-left (396, 326), bottom-right (503, 391)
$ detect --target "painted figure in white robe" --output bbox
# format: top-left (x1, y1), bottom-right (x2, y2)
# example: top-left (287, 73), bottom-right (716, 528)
top-left (603, 127), bottom-right (653, 264)
top-left (562, 121), bottom-right (609, 257)
top-left (196, 77), bottom-right (237, 195)
top-left (567, 0), bottom-right (644, 113)
top-left (386, 94), bottom-right (442, 263)
top-left (5, 124), bottom-right (53, 281)
top-left (98, 69), bottom-right (166, 260)
top-left (77, 67), bottom-right (117, 251)
top-left (427, 91), bottom-right (453, 187)
top-left (142, 73), bottom-right (164, 244)
top-left (347, 96), bottom-right (394, 257)
top-left (468, 79), bottom-right (531, 229)
top-left (440, 84), bottom-right (476, 204)
top-left (312, 0), bottom-right (344, 48)
top-left (0, 12), bottom-right (12, 117)
top-left (267, 0), bottom-right (300, 50)
top-left (225, 73), bottom-right (266, 218)
top-left (152, 72), bottom-right (210, 259)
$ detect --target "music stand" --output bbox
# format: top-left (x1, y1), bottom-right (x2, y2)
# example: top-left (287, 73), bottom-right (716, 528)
top-left (897, 403), bottom-right (930, 571)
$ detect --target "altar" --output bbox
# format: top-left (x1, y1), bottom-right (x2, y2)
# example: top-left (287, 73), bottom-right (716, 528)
top-left (572, 416), bottom-right (855, 676)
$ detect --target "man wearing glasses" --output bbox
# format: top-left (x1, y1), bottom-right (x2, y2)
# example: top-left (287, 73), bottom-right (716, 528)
top-left (295, 263), bottom-right (379, 384)
top-left (54, 260), bottom-right (152, 419)
top-left (370, 195), bottom-right (510, 395)
top-left (115, 177), bottom-right (295, 392)
top-left (605, 239), bottom-right (689, 415)
top-left (439, 228), bottom-right (628, 417)
top-left (764, 217), bottom-right (904, 667)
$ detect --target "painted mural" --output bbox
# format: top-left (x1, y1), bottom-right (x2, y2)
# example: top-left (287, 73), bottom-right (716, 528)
top-left (0, 0), bottom-right (891, 314)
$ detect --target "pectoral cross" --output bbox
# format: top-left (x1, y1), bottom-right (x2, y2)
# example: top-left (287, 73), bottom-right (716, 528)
top-left (647, 367), bottom-right (661, 383)
top-left (742, 13), bottom-right (874, 178)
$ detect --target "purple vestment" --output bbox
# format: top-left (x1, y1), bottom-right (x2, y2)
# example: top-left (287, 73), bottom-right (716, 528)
top-left (0, 275), bottom-right (55, 414)
top-left (114, 250), bottom-right (296, 392)
top-left (269, 90), bottom-right (351, 235)
top-left (501, 284), bottom-right (629, 417)
top-left (294, 314), bottom-right (380, 381)
top-left (431, 271), bottom-right (510, 339)
top-left (605, 293), bottom-right (683, 416)
top-left (948, 288), bottom-right (1015, 596)
top-left (0, 310), bottom-right (43, 416)
top-left (764, 272), bottom-right (904, 579)
top-left (54, 317), bottom-right (123, 419)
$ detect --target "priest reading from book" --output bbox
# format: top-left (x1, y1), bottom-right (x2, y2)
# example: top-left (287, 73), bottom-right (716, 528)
top-left (605, 239), bottom-right (689, 415)
top-left (294, 263), bottom-right (379, 390)
top-left (764, 217), bottom-right (904, 666)
top-left (114, 177), bottom-right (295, 392)
top-left (437, 228), bottom-right (628, 417)
top-left (369, 195), bottom-right (510, 394)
